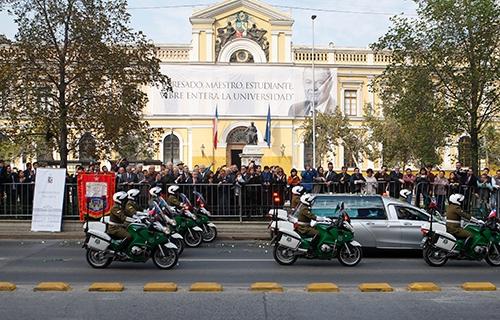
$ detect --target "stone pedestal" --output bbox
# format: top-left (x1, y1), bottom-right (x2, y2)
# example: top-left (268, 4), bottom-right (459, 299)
top-left (239, 145), bottom-right (264, 166)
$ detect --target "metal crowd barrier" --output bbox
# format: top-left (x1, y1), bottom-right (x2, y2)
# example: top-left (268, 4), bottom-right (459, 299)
top-left (0, 180), bottom-right (499, 220)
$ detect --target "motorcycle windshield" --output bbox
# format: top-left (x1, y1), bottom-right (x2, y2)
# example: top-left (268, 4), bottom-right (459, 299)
top-left (180, 193), bottom-right (192, 206)
top-left (193, 191), bottom-right (206, 205)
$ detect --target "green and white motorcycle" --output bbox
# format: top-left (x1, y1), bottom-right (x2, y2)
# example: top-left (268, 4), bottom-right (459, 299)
top-left (271, 202), bottom-right (363, 266)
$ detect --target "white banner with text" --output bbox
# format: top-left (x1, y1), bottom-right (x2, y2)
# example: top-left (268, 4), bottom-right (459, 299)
top-left (147, 64), bottom-right (338, 117)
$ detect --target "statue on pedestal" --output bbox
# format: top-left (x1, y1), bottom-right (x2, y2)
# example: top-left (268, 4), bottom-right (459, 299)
top-left (244, 122), bottom-right (258, 145)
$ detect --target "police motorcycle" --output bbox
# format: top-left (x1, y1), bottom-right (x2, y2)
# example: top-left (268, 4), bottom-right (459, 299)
top-left (271, 195), bottom-right (362, 266)
top-left (150, 186), bottom-right (204, 248)
top-left (421, 199), bottom-right (500, 267)
top-left (267, 186), bottom-right (303, 237)
top-left (149, 187), bottom-right (185, 256)
top-left (184, 191), bottom-right (218, 242)
top-left (83, 192), bottom-right (179, 270)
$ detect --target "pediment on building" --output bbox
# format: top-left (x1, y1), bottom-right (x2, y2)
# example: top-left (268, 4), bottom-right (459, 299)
top-left (190, 0), bottom-right (293, 23)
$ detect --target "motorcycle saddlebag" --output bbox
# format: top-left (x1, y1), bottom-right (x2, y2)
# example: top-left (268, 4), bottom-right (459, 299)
top-left (433, 230), bottom-right (456, 251)
top-left (86, 229), bottom-right (111, 251)
top-left (278, 229), bottom-right (301, 249)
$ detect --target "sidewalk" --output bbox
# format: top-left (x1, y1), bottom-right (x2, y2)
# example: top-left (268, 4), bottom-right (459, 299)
top-left (0, 220), bottom-right (271, 240)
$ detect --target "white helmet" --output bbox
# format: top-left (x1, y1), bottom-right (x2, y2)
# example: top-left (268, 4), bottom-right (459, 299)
top-left (300, 193), bottom-right (315, 206)
top-left (449, 193), bottom-right (465, 206)
top-left (168, 185), bottom-right (180, 195)
top-left (292, 185), bottom-right (304, 195)
top-left (149, 186), bottom-right (162, 197)
top-left (127, 189), bottom-right (140, 200)
top-left (113, 191), bottom-right (128, 204)
top-left (400, 189), bottom-right (412, 200)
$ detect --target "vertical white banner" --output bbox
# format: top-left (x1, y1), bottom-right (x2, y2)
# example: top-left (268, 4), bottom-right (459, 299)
top-left (31, 168), bottom-right (67, 232)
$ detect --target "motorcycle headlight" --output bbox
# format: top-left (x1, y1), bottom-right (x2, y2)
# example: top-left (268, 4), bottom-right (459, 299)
top-left (162, 226), bottom-right (170, 234)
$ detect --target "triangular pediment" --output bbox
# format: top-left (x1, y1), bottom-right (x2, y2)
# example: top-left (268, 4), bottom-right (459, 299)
top-left (191, 0), bottom-right (293, 23)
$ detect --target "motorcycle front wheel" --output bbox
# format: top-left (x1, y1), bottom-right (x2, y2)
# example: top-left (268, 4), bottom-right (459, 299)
top-left (184, 229), bottom-right (203, 247)
top-left (152, 245), bottom-right (178, 269)
top-left (423, 246), bottom-right (448, 267)
top-left (86, 248), bottom-right (112, 269)
top-left (485, 244), bottom-right (500, 266)
top-left (337, 243), bottom-right (362, 267)
top-left (202, 225), bottom-right (217, 242)
top-left (273, 244), bottom-right (297, 265)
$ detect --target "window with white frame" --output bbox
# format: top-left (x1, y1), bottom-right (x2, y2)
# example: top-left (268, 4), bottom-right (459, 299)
top-left (343, 89), bottom-right (358, 116)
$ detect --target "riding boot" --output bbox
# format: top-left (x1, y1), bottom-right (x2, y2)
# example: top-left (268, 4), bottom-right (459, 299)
top-left (307, 235), bottom-right (319, 256)
top-left (461, 236), bottom-right (472, 255)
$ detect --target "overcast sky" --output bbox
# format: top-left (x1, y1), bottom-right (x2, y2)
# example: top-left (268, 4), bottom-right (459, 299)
top-left (0, 0), bottom-right (417, 48)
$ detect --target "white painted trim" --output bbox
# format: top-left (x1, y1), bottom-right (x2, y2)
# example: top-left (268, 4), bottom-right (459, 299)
top-left (271, 33), bottom-right (278, 63)
top-left (218, 38), bottom-right (267, 63)
top-left (190, 31), bottom-right (200, 61)
top-left (160, 131), bottom-right (184, 164)
top-left (206, 29), bottom-right (213, 62)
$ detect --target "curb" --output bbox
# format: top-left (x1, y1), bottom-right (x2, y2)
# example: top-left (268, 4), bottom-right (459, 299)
top-left (359, 283), bottom-right (393, 292)
top-left (461, 282), bottom-right (496, 291)
top-left (407, 282), bottom-right (441, 292)
top-left (0, 282), bottom-right (16, 291)
top-left (306, 283), bottom-right (339, 293)
top-left (250, 282), bottom-right (283, 292)
top-left (34, 282), bottom-right (71, 292)
top-left (144, 282), bottom-right (178, 292)
top-left (88, 282), bottom-right (124, 292)
top-left (189, 282), bottom-right (223, 292)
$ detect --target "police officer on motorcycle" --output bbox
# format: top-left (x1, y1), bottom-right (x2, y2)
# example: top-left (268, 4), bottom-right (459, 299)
top-left (296, 194), bottom-right (330, 255)
top-left (107, 191), bottom-right (134, 251)
top-left (125, 189), bottom-right (141, 216)
top-left (446, 193), bottom-right (476, 252)
top-left (291, 186), bottom-right (305, 209)
top-left (166, 185), bottom-right (182, 209)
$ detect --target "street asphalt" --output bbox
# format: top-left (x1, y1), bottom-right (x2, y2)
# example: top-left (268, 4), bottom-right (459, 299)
top-left (1, 240), bottom-right (499, 320)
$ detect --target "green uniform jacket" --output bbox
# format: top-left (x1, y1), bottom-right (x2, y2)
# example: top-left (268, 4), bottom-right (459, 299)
top-left (296, 205), bottom-right (318, 236)
top-left (167, 195), bottom-right (181, 209)
top-left (291, 195), bottom-right (300, 209)
top-left (446, 203), bottom-right (472, 236)
top-left (108, 204), bottom-right (135, 238)
top-left (125, 200), bottom-right (140, 217)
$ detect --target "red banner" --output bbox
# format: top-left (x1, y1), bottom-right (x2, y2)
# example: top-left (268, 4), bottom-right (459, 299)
top-left (78, 173), bottom-right (116, 221)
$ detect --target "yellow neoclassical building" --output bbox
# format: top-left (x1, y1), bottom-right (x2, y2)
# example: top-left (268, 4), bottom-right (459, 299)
top-left (143, 0), bottom-right (450, 172)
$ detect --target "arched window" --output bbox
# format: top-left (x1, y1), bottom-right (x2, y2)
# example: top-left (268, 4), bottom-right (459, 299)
top-left (226, 126), bottom-right (248, 144)
top-left (163, 134), bottom-right (180, 164)
top-left (79, 132), bottom-right (96, 161)
top-left (458, 136), bottom-right (472, 167)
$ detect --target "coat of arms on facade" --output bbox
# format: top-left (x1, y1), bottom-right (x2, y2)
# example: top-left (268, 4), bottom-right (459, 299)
top-left (215, 11), bottom-right (269, 61)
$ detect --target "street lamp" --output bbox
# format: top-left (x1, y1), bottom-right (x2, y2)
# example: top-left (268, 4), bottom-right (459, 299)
top-left (311, 14), bottom-right (317, 168)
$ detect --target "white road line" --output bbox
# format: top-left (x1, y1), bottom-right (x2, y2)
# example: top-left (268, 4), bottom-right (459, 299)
top-left (180, 258), bottom-right (274, 262)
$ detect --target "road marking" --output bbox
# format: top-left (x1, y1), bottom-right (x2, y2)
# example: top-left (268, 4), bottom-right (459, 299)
top-left (180, 258), bottom-right (274, 262)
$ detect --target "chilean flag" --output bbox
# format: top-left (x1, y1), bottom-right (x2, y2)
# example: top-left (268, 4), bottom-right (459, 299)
top-left (213, 106), bottom-right (218, 149)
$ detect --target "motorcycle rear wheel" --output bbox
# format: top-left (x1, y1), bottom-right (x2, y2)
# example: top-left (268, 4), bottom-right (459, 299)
top-left (202, 226), bottom-right (217, 242)
top-left (337, 243), bottom-right (362, 267)
top-left (152, 245), bottom-right (178, 269)
top-left (485, 244), bottom-right (500, 266)
top-left (423, 246), bottom-right (448, 267)
top-left (273, 244), bottom-right (297, 265)
top-left (86, 248), bottom-right (112, 269)
top-left (170, 237), bottom-right (185, 255)
top-left (184, 229), bottom-right (203, 247)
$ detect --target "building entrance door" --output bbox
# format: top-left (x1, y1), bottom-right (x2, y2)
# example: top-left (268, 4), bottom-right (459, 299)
top-left (225, 126), bottom-right (248, 168)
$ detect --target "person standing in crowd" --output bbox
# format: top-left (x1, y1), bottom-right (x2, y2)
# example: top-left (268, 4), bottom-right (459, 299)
top-left (389, 166), bottom-right (404, 198)
top-left (402, 168), bottom-right (415, 204)
top-left (273, 166), bottom-right (287, 206)
top-left (287, 168), bottom-right (301, 188)
top-left (363, 169), bottom-right (378, 195)
top-left (324, 162), bottom-right (337, 193)
top-left (433, 170), bottom-right (449, 213)
top-left (463, 168), bottom-right (477, 212)
top-left (374, 165), bottom-right (390, 195)
top-left (453, 161), bottom-right (467, 186)
top-left (301, 163), bottom-right (317, 193)
top-left (5, 165), bottom-right (19, 211)
top-left (448, 172), bottom-right (461, 194)
top-left (492, 170), bottom-right (500, 208)
top-left (477, 173), bottom-right (493, 212)
top-left (349, 167), bottom-right (365, 194)
top-left (313, 166), bottom-right (327, 193)
top-left (0, 160), bottom-right (8, 211)
top-left (482, 168), bottom-right (492, 183)
top-left (415, 168), bottom-right (429, 208)
top-left (337, 166), bottom-right (351, 193)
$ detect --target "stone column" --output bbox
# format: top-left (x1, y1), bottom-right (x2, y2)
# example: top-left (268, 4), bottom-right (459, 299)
top-left (271, 32), bottom-right (279, 63)
top-left (190, 30), bottom-right (200, 61)
top-left (206, 29), bottom-right (213, 62)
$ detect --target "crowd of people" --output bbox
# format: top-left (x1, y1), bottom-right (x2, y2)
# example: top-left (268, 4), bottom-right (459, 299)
top-left (1, 157), bottom-right (499, 216)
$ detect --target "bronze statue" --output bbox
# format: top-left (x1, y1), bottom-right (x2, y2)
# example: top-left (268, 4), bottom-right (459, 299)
top-left (244, 122), bottom-right (258, 145)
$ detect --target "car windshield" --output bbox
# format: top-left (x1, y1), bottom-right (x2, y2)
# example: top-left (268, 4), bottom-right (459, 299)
top-left (307, 195), bottom-right (386, 220)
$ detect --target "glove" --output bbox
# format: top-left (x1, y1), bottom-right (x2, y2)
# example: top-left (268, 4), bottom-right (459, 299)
top-left (125, 217), bottom-right (135, 223)
top-left (470, 217), bottom-right (484, 225)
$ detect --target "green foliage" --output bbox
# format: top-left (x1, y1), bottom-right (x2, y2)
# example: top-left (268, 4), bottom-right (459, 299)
top-left (372, 0), bottom-right (500, 173)
top-left (0, 0), bottom-right (171, 167)
top-left (480, 125), bottom-right (500, 167)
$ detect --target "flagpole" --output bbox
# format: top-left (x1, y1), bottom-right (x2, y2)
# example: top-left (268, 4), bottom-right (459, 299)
top-left (311, 15), bottom-right (317, 168)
